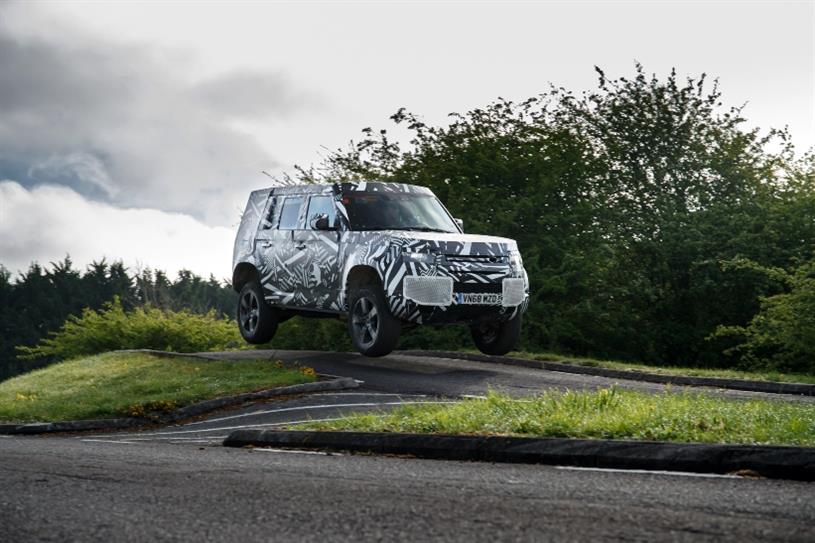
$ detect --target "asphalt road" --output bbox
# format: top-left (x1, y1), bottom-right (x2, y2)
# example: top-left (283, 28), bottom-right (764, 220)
top-left (2, 436), bottom-right (813, 542)
top-left (205, 349), bottom-right (815, 402)
top-left (2, 350), bottom-right (813, 541)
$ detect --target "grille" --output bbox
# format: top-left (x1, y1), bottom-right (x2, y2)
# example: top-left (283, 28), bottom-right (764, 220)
top-left (445, 254), bottom-right (506, 264)
top-left (403, 276), bottom-right (454, 306)
top-left (455, 282), bottom-right (502, 294)
top-left (502, 278), bottom-right (526, 307)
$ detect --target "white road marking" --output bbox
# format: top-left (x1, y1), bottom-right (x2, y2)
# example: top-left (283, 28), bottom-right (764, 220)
top-left (118, 436), bottom-right (226, 441)
top-left (81, 439), bottom-right (137, 444)
top-left (181, 400), bottom-right (454, 427)
top-left (311, 392), bottom-right (428, 398)
top-left (101, 416), bottom-right (351, 439)
top-left (256, 448), bottom-right (341, 456)
top-left (554, 466), bottom-right (741, 479)
top-left (78, 399), bottom-right (451, 443)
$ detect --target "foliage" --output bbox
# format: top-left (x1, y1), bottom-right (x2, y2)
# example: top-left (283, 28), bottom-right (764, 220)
top-left (270, 318), bottom-right (353, 351)
top-left (295, 64), bottom-right (815, 370)
top-left (302, 388), bottom-right (815, 446)
top-left (0, 258), bottom-right (236, 379)
top-left (713, 260), bottom-right (815, 373)
top-left (16, 298), bottom-right (241, 361)
top-left (0, 352), bottom-right (314, 422)
top-left (134, 268), bottom-right (236, 315)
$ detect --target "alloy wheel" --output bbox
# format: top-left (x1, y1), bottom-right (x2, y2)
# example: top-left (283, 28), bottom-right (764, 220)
top-left (352, 296), bottom-right (379, 348)
top-left (239, 290), bottom-right (260, 335)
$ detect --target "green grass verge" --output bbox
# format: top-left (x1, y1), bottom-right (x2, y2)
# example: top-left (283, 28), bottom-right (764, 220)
top-left (302, 388), bottom-right (815, 446)
top-left (0, 352), bottom-right (316, 423)
top-left (505, 351), bottom-right (815, 385)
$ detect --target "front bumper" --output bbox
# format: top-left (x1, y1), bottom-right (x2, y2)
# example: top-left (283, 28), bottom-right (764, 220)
top-left (403, 275), bottom-right (526, 308)
top-left (389, 265), bottom-right (529, 325)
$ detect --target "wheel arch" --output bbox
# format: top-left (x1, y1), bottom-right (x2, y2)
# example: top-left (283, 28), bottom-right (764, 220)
top-left (232, 262), bottom-right (260, 293)
top-left (342, 264), bottom-right (382, 309)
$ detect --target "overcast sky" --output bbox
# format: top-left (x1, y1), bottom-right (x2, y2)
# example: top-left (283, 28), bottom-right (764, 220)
top-left (0, 0), bottom-right (812, 280)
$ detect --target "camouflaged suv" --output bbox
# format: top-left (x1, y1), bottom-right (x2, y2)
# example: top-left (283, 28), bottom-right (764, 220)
top-left (232, 181), bottom-right (529, 357)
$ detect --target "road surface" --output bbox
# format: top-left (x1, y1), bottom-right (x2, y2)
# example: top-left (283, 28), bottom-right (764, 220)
top-left (1, 350), bottom-right (812, 541)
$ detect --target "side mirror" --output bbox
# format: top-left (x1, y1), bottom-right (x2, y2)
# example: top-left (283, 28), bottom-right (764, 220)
top-left (454, 218), bottom-right (464, 232)
top-left (311, 213), bottom-right (331, 231)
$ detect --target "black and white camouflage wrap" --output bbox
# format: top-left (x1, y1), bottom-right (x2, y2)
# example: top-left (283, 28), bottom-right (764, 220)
top-left (233, 182), bottom-right (529, 325)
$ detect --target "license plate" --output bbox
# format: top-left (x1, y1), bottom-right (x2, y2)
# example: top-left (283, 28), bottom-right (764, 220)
top-left (456, 292), bottom-right (501, 305)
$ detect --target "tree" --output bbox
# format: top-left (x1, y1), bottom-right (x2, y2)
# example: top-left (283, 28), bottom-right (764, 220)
top-left (292, 64), bottom-right (814, 366)
top-left (0, 258), bottom-right (234, 380)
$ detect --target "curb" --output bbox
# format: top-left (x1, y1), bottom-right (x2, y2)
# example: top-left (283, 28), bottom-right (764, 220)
top-left (0, 377), bottom-right (359, 436)
top-left (401, 350), bottom-right (815, 397)
top-left (223, 430), bottom-right (815, 482)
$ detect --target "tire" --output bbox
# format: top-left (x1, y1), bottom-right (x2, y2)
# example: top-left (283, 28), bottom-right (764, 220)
top-left (347, 283), bottom-right (401, 357)
top-left (471, 313), bottom-right (522, 356)
top-left (237, 281), bottom-right (278, 344)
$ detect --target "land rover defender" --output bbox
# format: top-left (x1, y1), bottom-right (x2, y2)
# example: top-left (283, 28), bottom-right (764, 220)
top-left (232, 181), bottom-right (529, 357)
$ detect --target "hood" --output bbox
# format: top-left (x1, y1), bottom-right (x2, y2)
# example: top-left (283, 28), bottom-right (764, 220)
top-left (381, 230), bottom-right (518, 256)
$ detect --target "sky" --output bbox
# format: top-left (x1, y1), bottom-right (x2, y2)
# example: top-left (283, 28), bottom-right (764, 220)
top-left (0, 0), bottom-right (813, 280)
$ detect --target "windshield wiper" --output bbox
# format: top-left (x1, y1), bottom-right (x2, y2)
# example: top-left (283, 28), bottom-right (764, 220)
top-left (401, 227), bottom-right (453, 233)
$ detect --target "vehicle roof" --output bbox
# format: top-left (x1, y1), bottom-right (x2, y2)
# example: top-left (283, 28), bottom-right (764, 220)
top-left (264, 181), bottom-right (434, 196)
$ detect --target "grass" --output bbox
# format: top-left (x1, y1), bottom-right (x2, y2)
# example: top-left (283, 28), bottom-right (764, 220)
top-left (0, 352), bottom-right (316, 423)
top-left (504, 351), bottom-right (815, 385)
top-left (302, 388), bottom-right (815, 447)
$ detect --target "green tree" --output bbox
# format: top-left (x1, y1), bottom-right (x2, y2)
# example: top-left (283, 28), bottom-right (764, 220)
top-left (293, 64), bottom-right (814, 367)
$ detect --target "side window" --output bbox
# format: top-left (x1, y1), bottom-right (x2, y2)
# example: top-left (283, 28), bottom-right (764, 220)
top-left (260, 196), bottom-right (277, 229)
top-left (306, 195), bottom-right (337, 229)
top-left (278, 196), bottom-right (303, 230)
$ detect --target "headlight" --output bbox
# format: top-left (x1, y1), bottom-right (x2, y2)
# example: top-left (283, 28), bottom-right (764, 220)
top-left (509, 250), bottom-right (523, 269)
top-left (403, 250), bottom-right (436, 264)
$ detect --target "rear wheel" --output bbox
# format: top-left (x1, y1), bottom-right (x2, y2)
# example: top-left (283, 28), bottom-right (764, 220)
top-left (347, 283), bottom-right (401, 357)
top-left (471, 313), bottom-right (522, 355)
top-left (237, 281), bottom-right (278, 344)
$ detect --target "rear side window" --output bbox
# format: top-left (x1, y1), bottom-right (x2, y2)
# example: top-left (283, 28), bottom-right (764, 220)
top-left (278, 196), bottom-right (303, 230)
top-left (306, 195), bottom-right (337, 229)
top-left (260, 196), bottom-right (277, 229)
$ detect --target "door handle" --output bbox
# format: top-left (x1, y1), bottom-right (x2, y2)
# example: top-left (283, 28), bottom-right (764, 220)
top-left (295, 242), bottom-right (307, 250)
top-left (259, 241), bottom-right (273, 249)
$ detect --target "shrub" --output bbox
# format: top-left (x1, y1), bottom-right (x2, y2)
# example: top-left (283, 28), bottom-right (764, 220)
top-left (713, 260), bottom-right (815, 373)
top-left (16, 297), bottom-right (241, 360)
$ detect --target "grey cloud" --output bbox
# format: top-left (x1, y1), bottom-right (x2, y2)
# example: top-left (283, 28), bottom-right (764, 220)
top-left (194, 71), bottom-right (321, 119)
top-left (0, 26), bottom-right (317, 225)
top-left (28, 152), bottom-right (118, 198)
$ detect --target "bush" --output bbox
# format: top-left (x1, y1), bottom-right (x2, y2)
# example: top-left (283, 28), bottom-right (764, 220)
top-left (16, 297), bottom-right (241, 361)
top-left (270, 317), bottom-right (352, 351)
top-left (713, 260), bottom-right (815, 373)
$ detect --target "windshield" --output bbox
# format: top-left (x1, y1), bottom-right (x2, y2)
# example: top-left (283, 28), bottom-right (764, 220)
top-left (342, 192), bottom-right (458, 233)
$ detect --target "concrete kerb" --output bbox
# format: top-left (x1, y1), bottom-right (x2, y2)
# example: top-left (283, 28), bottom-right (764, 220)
top-left (0, 377), bottom-right (359, 436)
top-left (402, 350), bottom-right (815, 397)
top-left (223, 429), bottom-right (815, 482)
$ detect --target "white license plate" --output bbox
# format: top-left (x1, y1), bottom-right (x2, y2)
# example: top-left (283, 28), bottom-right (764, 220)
top-left (456, 293), bottom-right (501, 305)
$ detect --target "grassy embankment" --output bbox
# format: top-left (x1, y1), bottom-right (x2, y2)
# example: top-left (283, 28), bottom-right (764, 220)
top-left (302, 388), bottom-right (815, 447)
top-left (504, 351), bottom-right (815, 385)
top-left (0, 351), bottom-right (315, 423)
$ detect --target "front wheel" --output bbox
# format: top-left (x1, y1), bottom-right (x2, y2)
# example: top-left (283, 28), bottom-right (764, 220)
top-left (347, 284), bottom-right (401, 357)
top-left (237, 281), bottom-right (278, 344)
top-left (471, 313), bottom-right (522, 356)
